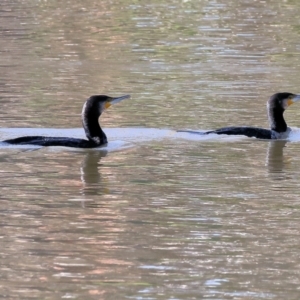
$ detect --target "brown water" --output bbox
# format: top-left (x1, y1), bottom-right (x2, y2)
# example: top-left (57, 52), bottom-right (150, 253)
top-left (1, 0), bottom-right (300, 299)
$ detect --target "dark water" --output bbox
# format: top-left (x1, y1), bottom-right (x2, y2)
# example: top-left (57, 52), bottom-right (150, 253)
top-left (1, 0), bottom-right (300, 299)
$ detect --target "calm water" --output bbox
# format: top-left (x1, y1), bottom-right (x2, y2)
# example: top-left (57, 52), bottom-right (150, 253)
top-left (1, 0), bottom-right (300, 299)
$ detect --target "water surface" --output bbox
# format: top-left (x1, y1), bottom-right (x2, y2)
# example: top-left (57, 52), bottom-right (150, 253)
top-left (1, 0), bottom-right (300, 299)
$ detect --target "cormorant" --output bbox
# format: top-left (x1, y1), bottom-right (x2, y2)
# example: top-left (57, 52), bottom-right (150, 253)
top-left (180, 93), bottom-right (300, 139)
top-left (2, 94), bottom-right (130, 148)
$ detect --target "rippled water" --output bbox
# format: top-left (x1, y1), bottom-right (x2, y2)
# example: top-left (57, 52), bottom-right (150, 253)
top-left (1, 0), bottom-right (300, 299)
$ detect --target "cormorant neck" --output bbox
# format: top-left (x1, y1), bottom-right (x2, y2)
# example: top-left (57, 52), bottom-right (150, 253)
top-left (268, 104), bottom-right (287, 133)
top-left (82, 102), bottom-right (107, 146)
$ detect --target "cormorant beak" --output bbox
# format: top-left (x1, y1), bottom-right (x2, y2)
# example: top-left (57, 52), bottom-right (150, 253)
top-left (105, 95), bottom-right (131, 109)
top-left (288, 94), bottom-right (300, 106)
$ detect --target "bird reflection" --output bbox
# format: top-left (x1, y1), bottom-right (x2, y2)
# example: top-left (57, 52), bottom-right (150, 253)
top-left (266, 140), bottom-right (289, 180)
top-left (80, 150), bottom-right (109, 199)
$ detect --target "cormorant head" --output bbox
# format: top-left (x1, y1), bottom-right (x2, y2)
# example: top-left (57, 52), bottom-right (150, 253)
top-left (81, 94), bottom-right (130, 145)
top-left (84, 94), bottom-right (131, 116)
top-left (268, 93), bottom-right (300, 111)
top-left (268, 93), bottom-right (300, 132)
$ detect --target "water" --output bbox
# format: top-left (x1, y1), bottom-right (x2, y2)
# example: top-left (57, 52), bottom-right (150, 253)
top-left (1, 0), bottom-right (300, 299)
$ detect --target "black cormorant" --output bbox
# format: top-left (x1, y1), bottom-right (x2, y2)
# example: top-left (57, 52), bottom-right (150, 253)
top-left (2, 94), bottom-right (130, 148)
top-left (180, 93), bottom-right (300, 139)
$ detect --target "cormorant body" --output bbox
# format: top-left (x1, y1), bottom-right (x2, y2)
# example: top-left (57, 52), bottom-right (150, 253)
top-left (206, 126), bottom-right (273, 139)
top-left (2, 94), bottom-right (130, 148)
top-left (180, 93), bottom-right (300, 140)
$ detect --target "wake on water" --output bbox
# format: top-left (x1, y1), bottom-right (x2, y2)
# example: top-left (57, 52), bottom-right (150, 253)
top-left (1, 127), bottom-right (300, 151)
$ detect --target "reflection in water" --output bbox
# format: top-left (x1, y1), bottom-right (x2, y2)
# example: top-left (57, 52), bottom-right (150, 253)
top-left (80, 151), bottom-right (108, 197)
top-left (266, 141), bottom-right (288, 180)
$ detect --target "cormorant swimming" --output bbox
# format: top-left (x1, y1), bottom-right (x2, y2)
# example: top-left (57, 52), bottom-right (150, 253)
top-left (180, 93), bottom-right (300, 139)
top-left (2, 94), bottom-right (130, 148)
